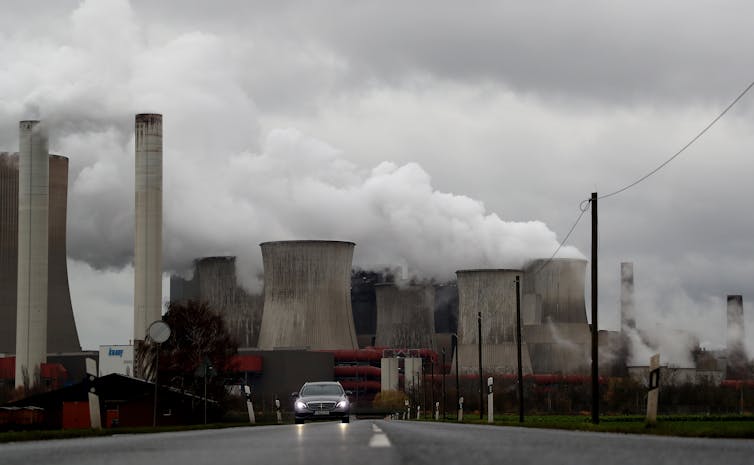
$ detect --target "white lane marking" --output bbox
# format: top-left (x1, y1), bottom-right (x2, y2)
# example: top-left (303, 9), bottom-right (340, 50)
top-left (369, 433), bottom-right (391, 448)
top-left (371, 423), bottom-right (383, 433)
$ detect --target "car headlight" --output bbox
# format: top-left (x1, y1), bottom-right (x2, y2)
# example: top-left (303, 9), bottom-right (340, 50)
top-left (295, 401), bottom-right (307, 411)
top-left (336, 400), bottom-right (349, 409)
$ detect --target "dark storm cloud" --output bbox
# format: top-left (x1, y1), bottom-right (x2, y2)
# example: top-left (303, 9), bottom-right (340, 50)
top-left (129, 1), bottom-right (754, 106)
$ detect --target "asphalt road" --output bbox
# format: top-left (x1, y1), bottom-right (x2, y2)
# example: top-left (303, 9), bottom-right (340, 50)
top-left (2, 420), bottom-right (753, 465)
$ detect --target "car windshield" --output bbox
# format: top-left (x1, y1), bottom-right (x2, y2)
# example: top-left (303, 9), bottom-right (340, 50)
top-left (300, 384), bottom-right (343, 396)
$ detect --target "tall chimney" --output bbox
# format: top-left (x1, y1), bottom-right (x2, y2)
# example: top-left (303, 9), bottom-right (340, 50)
top-left (620, 262), bottom-right (635, 333)
top-left (15, 121), bottom-right (49, 388)
top-left (133, 114), bottom-right (163, 342)
top-left (727, 295), bottom-right (744, 353)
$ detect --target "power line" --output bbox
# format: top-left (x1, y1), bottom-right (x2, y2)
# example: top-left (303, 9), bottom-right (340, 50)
top-left (532, 78), bottom-right (754, 275)
top-left (599, 78), bottom-right (754, 201)
top-left (531, 199), bottom-right (590, 275)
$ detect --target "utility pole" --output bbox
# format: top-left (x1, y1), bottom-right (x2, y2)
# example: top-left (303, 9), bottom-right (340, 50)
top-left (515, 275), bottom-right (524, 423)
top-left (453, 333), bottom-right (459, 421)
top-left (591, 192), bottom-right (599, 425)
top-left (442, 348), bottom-right (446, 420)
top-left (478, 311), bottom-right (483, 420)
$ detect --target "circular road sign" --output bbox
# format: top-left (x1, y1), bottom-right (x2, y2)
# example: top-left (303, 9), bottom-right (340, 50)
top-left (148, 320), bottom-right (171, 343)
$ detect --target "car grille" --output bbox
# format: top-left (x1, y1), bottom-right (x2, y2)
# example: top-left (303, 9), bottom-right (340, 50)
top-left (307, 401), bottom-right (337, 411)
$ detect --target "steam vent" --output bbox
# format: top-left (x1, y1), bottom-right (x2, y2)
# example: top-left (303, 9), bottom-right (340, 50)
top-left (374, 283), bottom-right (435, 349)
top-left (257, 240), bottom-right (358, 350)
top-left (455, 269), bottom-right (533, 375)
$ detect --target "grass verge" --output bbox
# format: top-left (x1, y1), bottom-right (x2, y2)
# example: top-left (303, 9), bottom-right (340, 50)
top-left (0, 421), bottom-right (282, 444)
top-left (415, 414), bottom-right (754, 438)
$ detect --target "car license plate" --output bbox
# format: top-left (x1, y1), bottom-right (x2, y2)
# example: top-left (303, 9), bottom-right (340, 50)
top-left (314, 411), bottom-right (329, 416)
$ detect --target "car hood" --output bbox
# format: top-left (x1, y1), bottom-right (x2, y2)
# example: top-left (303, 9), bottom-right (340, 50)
top-left (298, 395), bottom-right (345, 403)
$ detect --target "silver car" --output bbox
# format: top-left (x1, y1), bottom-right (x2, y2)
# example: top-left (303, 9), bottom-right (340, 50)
top-left (293, 381), bottom-right (351, 424)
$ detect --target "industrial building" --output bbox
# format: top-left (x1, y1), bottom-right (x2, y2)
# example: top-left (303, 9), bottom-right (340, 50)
top-left (2, 112), bottom-right (749, 419)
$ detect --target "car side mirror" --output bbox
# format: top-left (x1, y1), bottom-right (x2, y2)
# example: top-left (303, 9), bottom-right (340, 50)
top-left (291, 392), bottom-right (299, 398)
top-left (346, 390), bottom-right (353, 396)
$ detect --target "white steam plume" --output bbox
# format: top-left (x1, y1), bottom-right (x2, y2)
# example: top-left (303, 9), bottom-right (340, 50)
top-left (1, 0), bottom-right (582, 294)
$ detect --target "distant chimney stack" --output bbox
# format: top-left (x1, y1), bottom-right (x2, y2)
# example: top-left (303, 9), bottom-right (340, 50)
top-left (727, 295), bottom-right (744, 353)
top-left (620, 262), bottom-right (636, 333)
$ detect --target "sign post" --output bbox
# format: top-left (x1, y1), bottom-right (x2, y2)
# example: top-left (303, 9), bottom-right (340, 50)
top-left (148, 320), bottom-right (171, 428)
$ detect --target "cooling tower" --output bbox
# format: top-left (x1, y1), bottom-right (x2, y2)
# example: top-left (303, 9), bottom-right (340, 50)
top-left (0, 153), bottom-right (19, 354)
top-left (522, 258), bottom-right (591, 374)
top-left (173, 256), bottom-right (263, 348)
top-left (522, 258), bottom-right (588, 324)
top-left (374, 283), bottom-right (435, 349)
top-left (133, 113), bottom-right (163, 342)
top-left (0, 153), bottom-right (80, 356)
top-left (15, 121), bottom-right (49, 387)
top-left (522, 323), bottom-right (590, 374)
top-left (257, 240), bottom-right (358, 350)
top-left (454, 269), bottom-right (532, 375)
top-left (434, 282), bottom-right (458, 334)
top-left (727, 295), bottom-right (744, 353)
top-left (47, 155), bottom-right (81, 353)
top-left (620, 262), bottom-right (635, 332)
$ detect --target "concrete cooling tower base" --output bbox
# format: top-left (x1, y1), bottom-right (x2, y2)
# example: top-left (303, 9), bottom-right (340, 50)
top-left (455, 343), bottom-right (533, 376)
top-left (523, 323), bottom-right (590, 374)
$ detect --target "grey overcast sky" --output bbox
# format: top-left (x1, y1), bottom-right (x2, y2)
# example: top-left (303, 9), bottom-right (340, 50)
top-left (1, 0), bottom-right (753, 356)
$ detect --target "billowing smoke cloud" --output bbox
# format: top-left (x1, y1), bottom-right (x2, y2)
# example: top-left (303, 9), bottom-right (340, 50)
top-left (0, 0), bottom-right (579, 289)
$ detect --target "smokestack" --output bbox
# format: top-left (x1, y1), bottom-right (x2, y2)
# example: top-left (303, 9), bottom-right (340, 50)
top-left (15, 120), bottom-right (49, 388)
top-left (133, 114), bottom-right (163, 342)
top-left (454, 269), bottom-right (532, 375)
top-left (374, 283), bottom-right (435, 349)
top-left (727, 295), bottom-right (744, 354)
top-left (257, 240), bottom-right (358, 350)
top-left (620, 262), bottom-right (635, 333)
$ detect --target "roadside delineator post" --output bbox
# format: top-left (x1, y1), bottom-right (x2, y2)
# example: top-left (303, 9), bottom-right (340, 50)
top-left (646, 354), bottom-right (660, 425)
top-left (244, 385), bottom-right (256, 424)
top-left (85, 358), bottom-right (101, 430)
top-left (458, 396), bottom-right (464, 422)
top-left (275, 397), bottom-right (282, 424)
top-left (435, 402), bottom-right (440, 421)
top-left (487, 377), bottom-right (494, 424)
